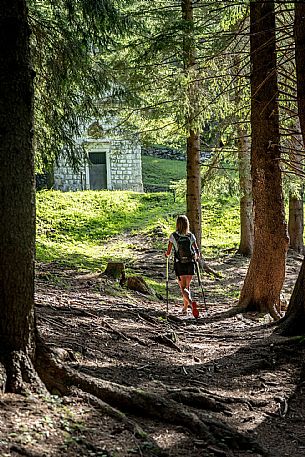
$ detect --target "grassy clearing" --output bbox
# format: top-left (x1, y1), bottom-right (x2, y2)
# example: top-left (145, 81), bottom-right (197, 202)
top-left (36, 155), bottom-right (240, 272)
top-left (36, 190), bottom-right (184, 270)
top-left (141, 155), bottom-right (186, 188)
top-left (36, 189), bottom-right (240, 271)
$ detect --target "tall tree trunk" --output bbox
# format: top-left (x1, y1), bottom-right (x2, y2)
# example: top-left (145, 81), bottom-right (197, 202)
top-left (290, 4), bottom-right (305, 256)
top-left (289, 192), bottom-right (304, 254)
top-left (277, 2), bottom-right (305, 335)
top-left (182, 0), bottom-right (202, 249)
top-left (287, 122), bottom-right (304, 254)
top-left (237, 127), bottom-right (253, 257)
top-left (0, 0), bottom-right (39, 392)
top-left (295, 3), bottom-right (305, 145)
top-left (278, 258), bottom-right (305, 335)
top-left (233, 54), bottom-right (253, 257)
top-left (238, 1), bottom-right (289, 319)
top-left (186, 130), bottom-right (202, 249)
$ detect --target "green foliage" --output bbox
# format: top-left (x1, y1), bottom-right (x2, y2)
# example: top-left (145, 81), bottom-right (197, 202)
top-left (283, 173), bottom-right (304, 201)
top-left (28, 0), bottom-right (129, 171)
top-left (202, 155), bottom-right (240, 198)
top-left (155, 152), bottom-right (241, 202)
top-left (106, 0), bottom-right (249, 150)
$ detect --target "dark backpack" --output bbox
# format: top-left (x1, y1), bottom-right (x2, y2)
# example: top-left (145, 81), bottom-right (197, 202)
top-left (173, 232), bottom-right (194, 263)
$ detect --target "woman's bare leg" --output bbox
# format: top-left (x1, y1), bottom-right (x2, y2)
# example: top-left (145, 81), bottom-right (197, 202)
top-left (178, 275), bottom-right (193, 311)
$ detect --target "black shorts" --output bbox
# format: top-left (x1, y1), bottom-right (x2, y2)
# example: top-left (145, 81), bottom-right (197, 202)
top-left (174, 260), bottom-right (195, 277)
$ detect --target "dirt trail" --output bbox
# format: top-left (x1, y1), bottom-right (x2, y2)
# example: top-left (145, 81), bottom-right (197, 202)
top-left (1, 241), bottom-right (304, 457)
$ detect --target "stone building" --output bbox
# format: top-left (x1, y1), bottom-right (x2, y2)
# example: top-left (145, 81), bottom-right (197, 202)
top-left (54, 134), bottom-right (143, 192)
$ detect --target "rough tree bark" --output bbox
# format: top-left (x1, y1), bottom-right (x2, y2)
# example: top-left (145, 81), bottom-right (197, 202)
top-left (277, 2), bottom-right (305, 335)
top-left (276, 258), bottom-right (305, 335)
top-left (103, 261), bottom-right (126, 280)
top-left (287, 123), bottom-right (304, 254)
top-left (186, 130), bottom-right (202, 249)
top-left (0, 0), bottom-right (45, 393)
top-left (288, 188), bottom-right (304, 254)
top-left (237, 127), bottom-right (253, 257)
top-left (238, 1), bottom-right (289, 319)
top-left (295, 3), bottom-right (305, 143)
top-left (182, 0), bottom-right (202, 249)
top-left (292, 5), bottom-right (305, 256)
top-left (233, 55), bottom-right (254, 257)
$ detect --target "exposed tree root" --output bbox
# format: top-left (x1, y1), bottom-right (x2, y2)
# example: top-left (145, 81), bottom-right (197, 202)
top-left (201, 415), bottom-right (267, 454)
top-left (152, 333), bottom-right (181, 352)
top-left (168, 388), bottom-right (231, 412)
top-left (71, 388), bottom-right (170, 457)
top-left (275, 313), bottom-right (305, 336)
top-left (34, 337), bottom-right (268, 455)
top-left (200, 259), bottom-right (222, 279)
top-left (269, 303), bottom-right (282, 321)
top-left (169, 386), bottom-right (269, 409)
top-left (10, 444), bottom-right (42, 457)
top-left (137, 310), bottom-right (166, 326)
top-left (166, 387), bottom-right (270, 453)
top-left (238, 295), bottom-right (281, 321)
top-left (101, 319), bottom-right (148, 346)
top-left (0, 349), bottom-right (47, 394)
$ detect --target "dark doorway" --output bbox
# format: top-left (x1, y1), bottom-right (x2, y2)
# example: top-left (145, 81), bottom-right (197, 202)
top-left (88, 151), bottom-right (107, 190)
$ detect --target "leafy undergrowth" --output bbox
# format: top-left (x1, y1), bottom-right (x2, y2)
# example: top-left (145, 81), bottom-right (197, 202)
top-left (1, 234), bottom-right (304, 457)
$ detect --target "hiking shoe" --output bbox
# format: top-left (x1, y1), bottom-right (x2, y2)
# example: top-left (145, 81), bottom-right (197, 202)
top-left (191, 301), bottom-right (199, 319)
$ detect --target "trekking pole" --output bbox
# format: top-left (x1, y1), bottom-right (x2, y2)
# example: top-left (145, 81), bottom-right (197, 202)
top-left (166, 255), bottom-right (169, 314)
top-left (195, 260), bottom-right (208, 315)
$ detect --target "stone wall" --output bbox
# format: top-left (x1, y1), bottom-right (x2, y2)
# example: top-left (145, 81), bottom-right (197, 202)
top-left (142, 146), bottom-right (185, 161)
top-left (142, 145), bottom-right (211, 161)
top-left (110, 141), bottom-right (143, 192)
top-left (53, 139), bottom-right (143, 192)
top-left (53, 159), bottom-right (86, 191)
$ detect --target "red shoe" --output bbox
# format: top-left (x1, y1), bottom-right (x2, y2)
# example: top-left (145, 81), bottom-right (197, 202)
top-left (191, 301), bottom-right (199, 319)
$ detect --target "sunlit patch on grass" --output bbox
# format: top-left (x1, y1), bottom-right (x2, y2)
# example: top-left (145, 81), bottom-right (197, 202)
top-left (36, 190), bottom-right (241, 271)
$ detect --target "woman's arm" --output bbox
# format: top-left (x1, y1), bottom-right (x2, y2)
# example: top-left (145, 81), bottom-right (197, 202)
top-left (165, 241), bottom-right (173, 257)
top-left (192, 241), bottom-right (200, 260)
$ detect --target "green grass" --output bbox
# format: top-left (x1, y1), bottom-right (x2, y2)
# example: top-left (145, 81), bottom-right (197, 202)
top-left (141, 156), bottom-right (186, 188)
top-left (36, 149), bottom-right (239, 272)
top-left (36, 189), bottom-right (240, 271)
top-left (36, 190), bottom-right (184, 270)
top-left (36, 156), bottom-right (241, 301)
top-left (201, 196), bottom-right (240, 256)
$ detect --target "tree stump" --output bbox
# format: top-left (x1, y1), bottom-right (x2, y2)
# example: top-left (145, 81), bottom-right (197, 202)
top-left (103, 262), bottom-right (126, 281)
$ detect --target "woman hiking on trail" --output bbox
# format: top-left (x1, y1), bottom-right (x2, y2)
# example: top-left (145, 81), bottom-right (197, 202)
top-left (165, 215), bottom-right (200, 316)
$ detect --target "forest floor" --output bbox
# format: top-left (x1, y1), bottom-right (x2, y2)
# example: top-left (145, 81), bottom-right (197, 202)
top-left (1, 233), bottom-right (305, 457)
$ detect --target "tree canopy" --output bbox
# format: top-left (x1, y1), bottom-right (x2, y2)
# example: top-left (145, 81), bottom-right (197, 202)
top-left (29, 0), bottom-right (130, 170)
